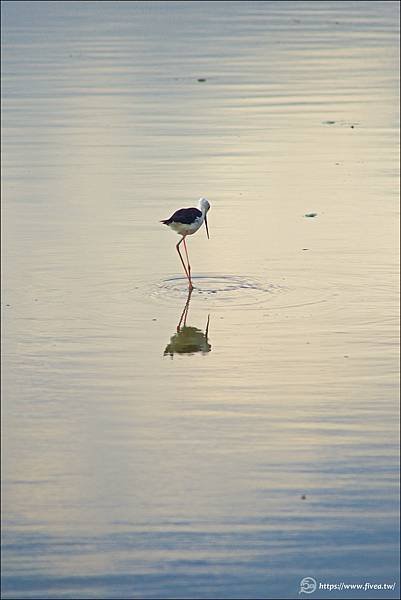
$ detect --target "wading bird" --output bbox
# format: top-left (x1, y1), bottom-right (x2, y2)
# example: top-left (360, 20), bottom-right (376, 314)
top-left (161, 198), bottom-right (211, 289)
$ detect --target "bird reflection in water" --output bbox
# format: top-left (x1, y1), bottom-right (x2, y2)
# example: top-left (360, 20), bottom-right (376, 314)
top-left (164, 289), bottom-right (211, 357)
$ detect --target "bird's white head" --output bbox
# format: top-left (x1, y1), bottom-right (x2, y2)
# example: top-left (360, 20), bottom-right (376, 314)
top-left (199, 197), bottom-right (211, 214)
top-left (199, 198), bottom-right (210, 239)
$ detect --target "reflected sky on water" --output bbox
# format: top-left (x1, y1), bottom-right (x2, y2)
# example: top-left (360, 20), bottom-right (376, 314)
top-left (1, 1), bottom-right (399, 598)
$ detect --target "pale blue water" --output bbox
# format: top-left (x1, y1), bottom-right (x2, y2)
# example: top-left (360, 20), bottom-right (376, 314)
top-left (1, 1), bottom-right (399, 599)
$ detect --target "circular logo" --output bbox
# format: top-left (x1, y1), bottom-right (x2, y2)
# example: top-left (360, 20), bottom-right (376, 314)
top-left (299, 577), bottom-right (317, 594)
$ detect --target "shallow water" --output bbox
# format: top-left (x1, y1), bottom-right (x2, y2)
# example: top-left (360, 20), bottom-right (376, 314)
top-left (1, 1), bottom-right (400, 599)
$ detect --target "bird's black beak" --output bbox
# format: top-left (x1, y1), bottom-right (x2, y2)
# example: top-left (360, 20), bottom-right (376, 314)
top-left (205, 214), bottom-right (210, 239)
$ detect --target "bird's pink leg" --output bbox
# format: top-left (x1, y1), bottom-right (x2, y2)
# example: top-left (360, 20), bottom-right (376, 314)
top-left (182, 238), bottom-right (194, 289)
top-left (176, 237), bottom-right (192, 288)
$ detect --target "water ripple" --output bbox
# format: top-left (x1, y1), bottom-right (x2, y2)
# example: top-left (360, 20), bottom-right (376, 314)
top-left (149, 274), bottom-right (288, 309)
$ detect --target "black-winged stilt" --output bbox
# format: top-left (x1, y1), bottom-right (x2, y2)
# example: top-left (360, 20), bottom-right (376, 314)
top-left (161, 197), bottom-right (211, 290)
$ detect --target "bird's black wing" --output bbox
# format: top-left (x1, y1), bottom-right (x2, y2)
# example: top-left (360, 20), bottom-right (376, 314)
top-left (161, 207), bottom-right (202, 225)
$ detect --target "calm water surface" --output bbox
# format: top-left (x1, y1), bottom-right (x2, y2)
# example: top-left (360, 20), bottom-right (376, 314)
top-left (1, 1), bottom-right (399, 598)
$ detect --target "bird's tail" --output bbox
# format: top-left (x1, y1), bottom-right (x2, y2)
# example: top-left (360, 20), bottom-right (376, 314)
top-left (161, 218), bottom-right (172, 225)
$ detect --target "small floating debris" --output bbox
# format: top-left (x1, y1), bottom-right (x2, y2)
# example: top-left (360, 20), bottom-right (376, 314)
top-left (197, 78), bottom-right (206, 82)
top-left (301, 495), bottom-right (307, 500)
top-left (304, 212), bottom-right (317, 218)
top-left (302, 248), bottom-right (309, 251)
top-left (323, 120), bottom-right (358, 128)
